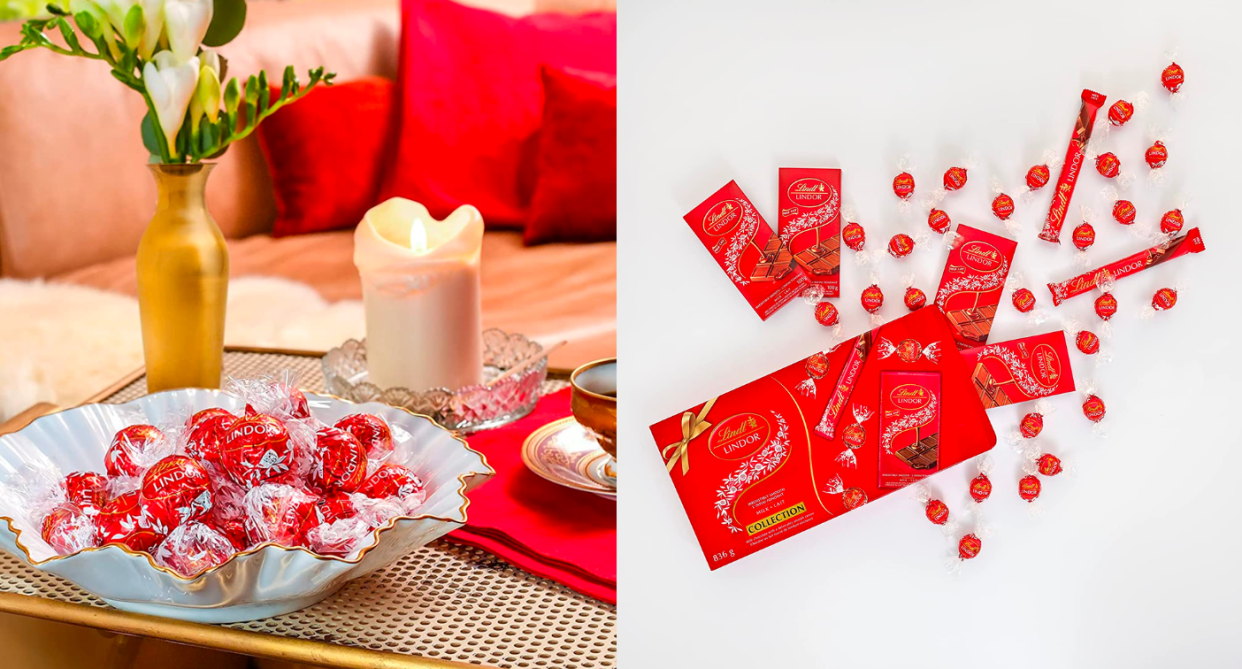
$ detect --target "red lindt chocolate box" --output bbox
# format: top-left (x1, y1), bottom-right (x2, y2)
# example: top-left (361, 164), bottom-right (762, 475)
top-left (878, 371), bottom-right (941, 489)
top-left (934, 224), bottom-right (1017, 350)
top-left (649, 307), bottom-right (995, 570)
top-left (959, 331), bottom-right (1076, 409)
top-left (778, 168), bottom-right (841, 297)
top-left (684, 180), bottom-right (811, 320)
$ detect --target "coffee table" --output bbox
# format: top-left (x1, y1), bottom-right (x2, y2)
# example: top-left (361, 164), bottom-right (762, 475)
top-left (0, 346), bottom-right (616, 669)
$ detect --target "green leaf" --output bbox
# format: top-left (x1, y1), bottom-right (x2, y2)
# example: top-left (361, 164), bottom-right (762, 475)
top-left (202, 0), bottom-right (246, 48)
top-left (140, 112), bottom-right (162, 157)
top-left (0, 44), bottom-right (34, 62)
top-left (122, 4), bottom-right (144, 51)
top-left (47, 3), bottom-right (69, 16)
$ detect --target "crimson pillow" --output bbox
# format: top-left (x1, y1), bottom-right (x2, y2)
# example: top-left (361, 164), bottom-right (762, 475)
top-left (382, 0), bottom-right (617, 229)
top-left (257, 77), bottom-right (394, 237)
top-left (524, 66), bottom-right (616, 245)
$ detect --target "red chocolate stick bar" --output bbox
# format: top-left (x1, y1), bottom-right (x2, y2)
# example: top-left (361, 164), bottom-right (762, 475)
top-left (815, 331), bottom-right (874, 439)
top-left (1038, 89), bottom-right (1107, 243)
top-left (1047, 228), bottom-right (1206, 305)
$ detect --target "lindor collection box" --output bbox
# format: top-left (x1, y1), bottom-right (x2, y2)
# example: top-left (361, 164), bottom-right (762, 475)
top-left (959, 331), bottom-right (1076, 409)
top-left (649, 307), bottom-right (996, 570)
top-left (778, 168), bottom-right (841, 297)
top-left (934, 224), bottom-right (1017, 350)
top-left (683, 180), bottom-right (811, 320)
top-left (878, 371), bottom-right (942, 489)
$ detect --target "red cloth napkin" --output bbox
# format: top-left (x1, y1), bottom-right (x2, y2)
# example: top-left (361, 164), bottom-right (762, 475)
top-left (446, 389), bottom-right (616, 603)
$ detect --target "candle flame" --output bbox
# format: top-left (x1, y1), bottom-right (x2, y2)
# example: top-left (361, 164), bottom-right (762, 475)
top-left (408, 218), bottom-right (429, 253)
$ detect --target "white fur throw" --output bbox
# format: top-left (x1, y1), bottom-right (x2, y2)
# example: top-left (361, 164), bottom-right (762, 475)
top-left (0, 277), bottom-right (364, 421)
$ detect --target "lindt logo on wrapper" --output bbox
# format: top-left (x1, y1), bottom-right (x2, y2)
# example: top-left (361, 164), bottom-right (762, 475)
top-left (707, 412), bottom-right (769, 460)
top-left (890, 384), bottom-right (932, 410)
top-left (702, 199), bottom-right (743, 237)
top-left (960, 241), bottom-right (1003, 273)
top-left (1030, 343), bottom-right (1062, 389)
top-left (786, 178), bottom-right (835, 209)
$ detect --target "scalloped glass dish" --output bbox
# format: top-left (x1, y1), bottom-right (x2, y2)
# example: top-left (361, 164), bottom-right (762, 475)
top-left (322, 329), bottom-right (547, 433)
top-left (0, 389), bottom-right (493, 624)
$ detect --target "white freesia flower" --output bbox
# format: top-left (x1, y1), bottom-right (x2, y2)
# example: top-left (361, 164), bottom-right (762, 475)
top-left (137, 0), bottom-right (165, 60)
top-left (162, 0), bottom-right (213, 62)
top-left (144, 50), bottom-right (200, 157)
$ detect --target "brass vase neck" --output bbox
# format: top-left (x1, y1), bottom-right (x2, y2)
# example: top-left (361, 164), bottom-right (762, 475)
top-left (149, 163), bottom-right (214, 211)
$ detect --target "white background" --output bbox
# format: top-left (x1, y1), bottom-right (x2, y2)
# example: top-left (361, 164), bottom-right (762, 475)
top-left (617, 1), bottom-right (1241, 667)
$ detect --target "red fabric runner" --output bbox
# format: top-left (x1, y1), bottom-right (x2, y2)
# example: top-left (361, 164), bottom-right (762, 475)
top-left (446, 388), bottom-right (616, 603)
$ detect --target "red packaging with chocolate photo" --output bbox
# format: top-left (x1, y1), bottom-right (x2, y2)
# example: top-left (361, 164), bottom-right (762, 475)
top-left (878, 371), bottom-right (942, 489)
top-left (1039, 89), bottom-right (1107, 243)
top-left (960, 331), bottom-right (1076, 409)
top-left (649, 307), bottom-right (996, 570)
top-left (684, 180), bottom-right (812, 320)
top-left (778, 168), bottom-right (841, 298)
top-left (934, 224), bottom-right (1017, 350)
top-left (1047, 228), bottom-right (1206, 305)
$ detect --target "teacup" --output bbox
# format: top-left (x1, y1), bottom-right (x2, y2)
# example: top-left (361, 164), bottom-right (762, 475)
top-left (570, 358), bottom-right (617, 464)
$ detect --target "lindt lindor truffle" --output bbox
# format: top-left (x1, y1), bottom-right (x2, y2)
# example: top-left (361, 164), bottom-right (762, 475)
top-left (779, 168), bottom-right (842, 297)
top-left (1015, 149), bottom-right (1060, 202)
top-left (969, 456), bottom-right (994, 505)
top-left (960, 331), bottom-right (1076, 409)
top-left (911, 483), bottom-right (955, 534)
top-left (1005, 272), bottom-right (1047, 326)
top-left (934, 224), bottom-right (1016, 350)
top-left (841, 206), bottom-right (867, 253)
top-left (902, 274), bottom-right (926, 311)
top-left (1141, 286), bottom-right (1181, 319)
top-left (1023, 443), bottom-right (1074, 479)
top-left (1006, 398), bottom-right (1054, 450)
top-left (796, 352), bottom-right (832, 398)
top-left (925, 153), bottom-right (978, 206)
top-left (1047, 228), bottom-right (1206, 305)
top-left (989, 177), bottom-right (1016, 223)
top-left (876, 337), bottom-right (941, 365)
top-left (683, 180), bottom-right (811, 320)
top-left (1103, 92), bottom-right (1146, 134)
top-left (814, 301), bottom-right (840, 327)
top-left (835, 403), bottom-right (875, 468)
top-left (1063, 318), bottom-right (1111, 366)
top-left (1162, 61), bottom-right (1185, 94)
top-left (1039, 89), bottom-right (1107, 243)
top-left (1079, 380), bottom-right (1108, 435)
top-left (878, 371), bottom-right (941, 489)
top-left (892, 156), bottom-right (916, 205)
top-left (928, 208), bottom-right (951, 235)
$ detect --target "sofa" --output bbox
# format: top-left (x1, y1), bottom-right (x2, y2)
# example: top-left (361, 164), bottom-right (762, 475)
top-left (0, 0), bottom-right (616, 374)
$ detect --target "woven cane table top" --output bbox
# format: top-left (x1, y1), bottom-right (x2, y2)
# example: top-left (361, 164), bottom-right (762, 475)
top-left (0, 349), bottom-right (615, 669)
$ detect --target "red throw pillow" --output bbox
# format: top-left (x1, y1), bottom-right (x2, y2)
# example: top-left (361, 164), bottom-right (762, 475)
top-left (382, 0), bottom-right (617, 229)
top-left (524, 66), bottom-right (616, 245)
top-left (258, 77), bottom-right (395, 237)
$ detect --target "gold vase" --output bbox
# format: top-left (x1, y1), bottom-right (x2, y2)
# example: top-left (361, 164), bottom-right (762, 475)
top-left (136, 163), bottom-right (229, 391)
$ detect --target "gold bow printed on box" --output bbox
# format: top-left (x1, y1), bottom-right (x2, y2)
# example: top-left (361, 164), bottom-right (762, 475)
top-left (661, 397), bottom-right (718, 476)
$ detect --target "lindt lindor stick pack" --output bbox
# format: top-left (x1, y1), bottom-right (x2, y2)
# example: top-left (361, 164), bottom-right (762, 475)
top-left (649, 308), bottom-right (995, 570)
top-left (959, 331), bottom-right (1076, 409)
top-left (778, 168), bottom-right (841, 297)
top-left (683, 180), bottom-right (811, 320)
top-left (1039, 89), bottom-right (1107, 243)
top-left (934, 224), bottom-right (1017, 350)
top-left (1047, 228), bottom-right (1206, 305)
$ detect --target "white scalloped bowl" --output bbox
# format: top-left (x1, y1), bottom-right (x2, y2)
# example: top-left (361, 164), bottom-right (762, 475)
top-left (0, 389), bottom-right (493, 623)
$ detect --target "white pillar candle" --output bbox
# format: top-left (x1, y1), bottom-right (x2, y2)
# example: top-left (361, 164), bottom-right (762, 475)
top-left (354, 198), bottom-right (484, 391)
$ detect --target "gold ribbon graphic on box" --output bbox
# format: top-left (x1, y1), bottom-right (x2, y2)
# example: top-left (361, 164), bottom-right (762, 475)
top-left (661, 397), bottom-right (718, 476)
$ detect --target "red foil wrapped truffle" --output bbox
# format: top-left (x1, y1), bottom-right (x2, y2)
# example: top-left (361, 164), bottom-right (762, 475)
top-left (1026, 164), bottom-right (1051, 190)
top-left (1146, 141), bottom-right (1168, 169)
top-left (1160, 209), bottom-right (1185, 235)
top-left (1019, 475), bottom-right (1041, 502)
top-left (243, 483), bottom-right (320, 546)
top-left (892, 172), bottom-right (915, 200)
top-left (860, 284), bottom-right (884, 313)
top-left (1152, 287), bottom-right (1178, 312)
top-left (943, 166), bottom-right (968, 191)
top-left (928, 208), bottom-right (951, 234)
top-left (141, 455), bottom-right (214, 528)
top-left (904, 287), bottom-right (926, 311)
top-left (335, 414), bottom-right (394, 462)
top-left (155, 521), bottom-right (237, 576)
top-left (842, 221), bottom-right (866, 251)
top-left (309, 426), bottom-right (368, 493)
top-left (1073, 222), bottom-right (1096, 251)
top-left (969, 474), bottom-right (992, 503)
top-left (1082, 394), bottom-right (1107, 423)
top-left (1095, 293), bottom-right (1118, 321)
top-left (1019, 412), bottom-right (1044, 439)
top-left (887, 233), bottom-right (915, 258)
top-left (1112, 199), bottom-right (1136, 226)
top-left (96, 491), bottom-right (166, 552)
top-left (1162, 62), bottom-right (1184, 94)
top-left (1011, 287), bottom-right (1036, 313)
top-left (1036, 453), bottom-right (1063, 477)
top-left (1108, 99), bottom-right (1135, 127)
top-left (924, 499), bottom-right (949, 525)
top-left (1076, 330), bottom-right (1101, 355)
top-left (359, 464), bottom-right (425, 500)
top-left (991, 193), bottom-right (1014, 220)
top-left (41, 504), bottom-right (97, 555)
top-left (958, 533), bottom-right (982, 560)
top-left (104, 424), bottom-right (165, 478)
top-left (814, 301), bottom-right (839, 327)
top-left (1095, 152), bottom-right (1121, 178)
top-left (186, 410), bottom-right (237, 466)
top-left (63, 471), bottom-right (109, 515)
top-left (221, 414), bottom-right (294, 487)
